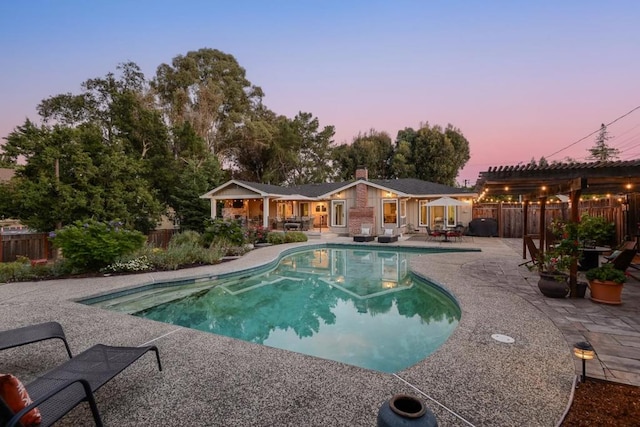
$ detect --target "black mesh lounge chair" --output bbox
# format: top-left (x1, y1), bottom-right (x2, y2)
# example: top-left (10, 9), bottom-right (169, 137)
top-left (1, 340), bottom-right (162, 427)
top-left (0, 321), bottom-right (73, 359)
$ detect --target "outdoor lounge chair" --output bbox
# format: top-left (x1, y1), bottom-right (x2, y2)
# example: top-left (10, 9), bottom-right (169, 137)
top-left (0, 325), bottom-right (162, 427)
top-left (353, 224), bottom-right (375, 242)
top-left (604, 248), bottom-right (638, 278)
top-left (377, 226), bottom-right (398, 243)
top-left (0, 321), bottom-right (73, 359)
top-left (519, 235), bottom-right (540, 267)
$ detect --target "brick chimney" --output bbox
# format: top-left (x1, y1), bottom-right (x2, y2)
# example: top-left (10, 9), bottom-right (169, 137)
top-left (355, 168), bottom-right (368, 180)
top-left (349, 167), bottom-right (375, 235)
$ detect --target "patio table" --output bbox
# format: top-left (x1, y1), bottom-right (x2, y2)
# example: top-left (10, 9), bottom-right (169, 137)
top-left (579, 246), bottom-right (610, 271)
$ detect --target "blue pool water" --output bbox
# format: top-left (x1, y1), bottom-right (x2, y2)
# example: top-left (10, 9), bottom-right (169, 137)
top-left (133, 247), bottom-right (461, 373)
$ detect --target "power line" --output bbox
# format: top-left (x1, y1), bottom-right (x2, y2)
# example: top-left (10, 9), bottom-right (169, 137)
top-left (546, 104), bottom-right (640, 159)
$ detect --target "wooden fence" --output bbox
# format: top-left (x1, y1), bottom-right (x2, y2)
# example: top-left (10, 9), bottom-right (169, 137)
top-left (146, 229), bottom-right (178, 249)
top-left (0, 232), bottom-right (51, 263)
top-left (472, 199), bottom-right (625, 241)
top-left (0, 229), bottom-right (179, 263)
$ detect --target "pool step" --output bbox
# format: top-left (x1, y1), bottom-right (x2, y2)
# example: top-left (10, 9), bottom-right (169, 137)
top-left (220, 275), bottom-right (303, 295)
top-left (90, 280), bottom-right (216, 314)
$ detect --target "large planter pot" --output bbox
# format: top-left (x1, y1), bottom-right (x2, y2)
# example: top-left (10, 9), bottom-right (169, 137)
top-left (377, 394), bottom-right (438, 427)
top-left (588, 279), bottom-right (623, 305)
top-left (537, 272), bottom-right (569, 298)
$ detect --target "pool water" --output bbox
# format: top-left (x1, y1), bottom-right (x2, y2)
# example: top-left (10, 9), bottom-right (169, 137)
top-left (136, 247), bottom-right (460, 373)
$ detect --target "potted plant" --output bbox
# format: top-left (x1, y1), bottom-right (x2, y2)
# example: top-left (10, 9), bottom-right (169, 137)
top-left (577, 214), bottom-right (615, 248)
top-left (530, 220), bottom-right (581, 298)
top-left (534, 251), bottom-right (571, 298)
top-left (585, 263), bottom-right (626, 304)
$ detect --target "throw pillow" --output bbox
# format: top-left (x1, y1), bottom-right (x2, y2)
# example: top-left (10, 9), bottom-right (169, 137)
top-left (0, 374), bottom-right (42, 426)
top-left (384, 228), bottom-right (393, 236)
top-left (361, 227), bottom-right (370, 235)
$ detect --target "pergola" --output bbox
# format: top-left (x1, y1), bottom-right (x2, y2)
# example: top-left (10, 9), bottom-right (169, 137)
top-left (476, 160), bottom-right (640, 297)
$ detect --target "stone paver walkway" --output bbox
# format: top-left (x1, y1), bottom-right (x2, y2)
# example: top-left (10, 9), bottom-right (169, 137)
top-left (497, 238), bottom-right (640, 386)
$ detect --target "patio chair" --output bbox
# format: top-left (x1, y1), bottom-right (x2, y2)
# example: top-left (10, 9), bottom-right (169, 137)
top-left (603, 241), bottom-right (636, 263)
top-left (0, 326), bottom-right (162, 427)
top-left (446, 225), bottom-right (465, 242)
top-left (425, 226), bottom-right (441, 241)
top-left (603, 248), bottom-right (638, 278)
top-left (519, 235), bottom-right (540, 267)
top-left (0, 321), bottom-right (73, 359)
top-left (377, 226), bottom-right (398, 243)
top-left (353, 224), bottom-right (375, 242)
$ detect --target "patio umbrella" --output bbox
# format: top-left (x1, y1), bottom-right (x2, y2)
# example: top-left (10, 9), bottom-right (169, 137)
top-left (424, 196), bottom-right (467, 207)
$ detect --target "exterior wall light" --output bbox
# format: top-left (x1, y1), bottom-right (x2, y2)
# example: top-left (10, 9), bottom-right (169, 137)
top-left (573, 341), bottom-right (595, 383)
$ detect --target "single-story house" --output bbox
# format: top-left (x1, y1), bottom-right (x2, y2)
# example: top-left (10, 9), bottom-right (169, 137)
top-left (200, 169), bottom-right (476, 236)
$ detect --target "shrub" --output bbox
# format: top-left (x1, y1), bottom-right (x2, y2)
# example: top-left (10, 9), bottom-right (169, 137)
top-left (203, 219), bottom-right (246, 247)
top-left (168, 230), bottom-right (203, 247)
top-left (114, 242), bottom-right (224, 271)
top-left (578, 215), bottom-right (615, 247)
top-left (0, 257), bottom-right (36, 283)
top-left (208, 236), bottom-right (251, 257)
top-left (51, 219), bottom-right (146, 272)
top-left (284, 231), bottom-right (308, 243)
top-left (246, 225), bottom-right (269, 244)
top-left (267, 232), bottom-right (285, 245)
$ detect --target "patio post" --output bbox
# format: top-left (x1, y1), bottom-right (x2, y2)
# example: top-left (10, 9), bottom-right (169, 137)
top-left (210, 198), bottom-right (217, 219)
top-left (539, 196), bottom-right (547, 260)
top-left (522, 200), bottom-right (530, 259)
top-left (262, 197), bottom-right (270, 229)
top-left (569, 189), bottom-right (581, 297)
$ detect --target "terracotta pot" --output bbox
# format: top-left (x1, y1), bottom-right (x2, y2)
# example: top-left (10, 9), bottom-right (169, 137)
top-left (588, 279), bottom-right (623, 305)
top-left (538, 272), bottom-right (569, 298)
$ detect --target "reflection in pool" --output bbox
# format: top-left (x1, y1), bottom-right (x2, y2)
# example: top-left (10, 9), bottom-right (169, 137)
top-left (136, 247), bottom-right (460, 373)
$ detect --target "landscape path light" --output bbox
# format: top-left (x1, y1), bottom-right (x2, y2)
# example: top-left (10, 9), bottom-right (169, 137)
top-left (573, 341), bottom-right (595, 383)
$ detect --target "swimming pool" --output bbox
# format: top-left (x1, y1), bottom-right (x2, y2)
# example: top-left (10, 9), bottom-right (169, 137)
top-left (85, 245), bottom-right (463, 373)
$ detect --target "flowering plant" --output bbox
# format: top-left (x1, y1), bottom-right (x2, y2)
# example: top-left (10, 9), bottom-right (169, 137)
top-left (246, 225), bottom-right (269, 244)
top-left (530, 219), bottom-right (580, 274)
top-left (539, 251), bottom-right (572, 274)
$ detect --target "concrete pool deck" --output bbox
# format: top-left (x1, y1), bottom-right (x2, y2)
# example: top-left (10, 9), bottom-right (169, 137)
top-left (0, 236), bottom-right (638, 426)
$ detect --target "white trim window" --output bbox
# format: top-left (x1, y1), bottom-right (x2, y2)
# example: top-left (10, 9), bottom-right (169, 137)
top-left (399, 199), bottom-right (407, 226)
top-left (382, 199), bottom-right (398, 225)
top-left (331, 200), bottom-right (346, 227)
top-left (418, 200), bottom-right (428, 226)
top-left (300, 202), bottom-right (310, 217)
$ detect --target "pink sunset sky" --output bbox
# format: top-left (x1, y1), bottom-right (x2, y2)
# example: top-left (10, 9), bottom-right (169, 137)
top-left (1, 1), bottom-right (639, 186)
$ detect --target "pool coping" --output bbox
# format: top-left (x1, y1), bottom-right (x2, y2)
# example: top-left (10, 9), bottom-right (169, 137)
top-left (0, 237), bottom-right (575, 426)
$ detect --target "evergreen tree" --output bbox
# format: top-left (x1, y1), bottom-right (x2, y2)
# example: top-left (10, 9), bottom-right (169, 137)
top-left (588, 124), bottom-right (619, 161)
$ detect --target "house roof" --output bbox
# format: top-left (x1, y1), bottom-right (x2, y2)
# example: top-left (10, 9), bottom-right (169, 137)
top-left (369, 178), bottom-right (471, 196)
top-left (476, 160), bottom-right (640, 199)
top-left (289, 181), bottom-right (351, 197)
top-left (202, 177), bottom-right (475, 200)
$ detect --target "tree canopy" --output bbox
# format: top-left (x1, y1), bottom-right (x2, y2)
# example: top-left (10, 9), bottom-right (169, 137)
top-left (331, 124), bottom-right (470, 185)
top-left (0, 47), bottom-right (471, 233)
